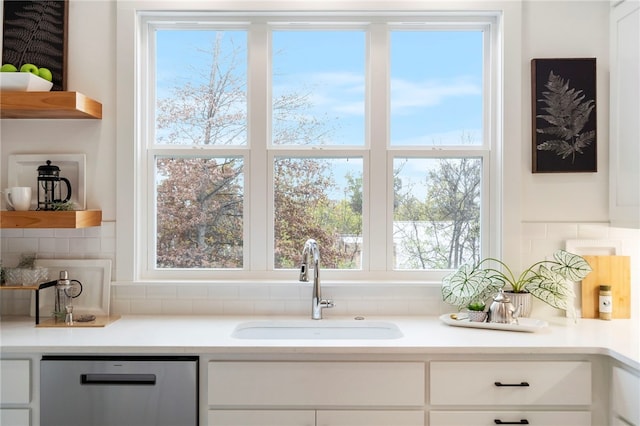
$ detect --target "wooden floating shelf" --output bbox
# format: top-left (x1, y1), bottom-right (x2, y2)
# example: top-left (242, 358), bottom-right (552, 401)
top-left (0, 210), bottom-right (102, 228)
top-left (0, 91), bottom-right (102, 119)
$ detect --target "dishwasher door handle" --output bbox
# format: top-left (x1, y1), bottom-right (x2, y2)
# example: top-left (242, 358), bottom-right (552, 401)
top-left (81, 373), bottom-right (157, 385)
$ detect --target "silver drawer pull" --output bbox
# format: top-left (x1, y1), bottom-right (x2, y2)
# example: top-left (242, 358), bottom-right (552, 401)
top-left (494, 420), bottom-right (529, 425)
top-left (494, 381), bottom-right (530, 387)
top-left (81, 373), bottom-right (156, 385)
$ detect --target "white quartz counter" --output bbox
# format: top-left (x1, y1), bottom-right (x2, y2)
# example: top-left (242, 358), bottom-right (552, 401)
top-left (1, 315), bottom-right (638, 370)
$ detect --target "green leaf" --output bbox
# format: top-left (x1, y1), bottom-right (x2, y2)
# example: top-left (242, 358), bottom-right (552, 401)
top-left (551, 250), bottom-right (592, 281)
top-left (527, 266), bottom-right (575, 310)
top-left (442, 264), bottom-right (502, 309)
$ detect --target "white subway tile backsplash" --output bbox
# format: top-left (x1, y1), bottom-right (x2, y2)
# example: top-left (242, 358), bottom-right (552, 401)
top-left (577, 223), bottom-right (611, 239)
top-left (146, 285), bottom-right (177, 299)
top-left (546, 223), bottom-right (579, 240)
top-left (54, 228), bottom-right (84, 238)
top-left (7, 237), bottom-right (39, 253)
top-left (130, 299), bottom-right (162, 314)
top-left (2, 221), bottom-right (638, 318)
top-left (1, 229), bottom-right (24, 238)
top-left (521, 222), bottom-right (547, 239)
top-left (54, 238), bottom-right (70, 253)
top-left (192, 299), bottom-right (224, 315)
top-left (161, 299), bottom-right (193, 315)
top-left (208, 286), bottom-right (239, 299)
top-left (113, 285), bottom-right (146, 299)
top-left (38, 238), bottom-right (57, 253)
top-left (177, 285), bottom-right (209, 299)
top-left (83, 237), bottom-right (102, 253)
top-left (23, 229), bottom-right (55, 238)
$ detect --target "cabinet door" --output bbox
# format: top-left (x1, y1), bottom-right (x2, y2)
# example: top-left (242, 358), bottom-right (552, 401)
top-left (612, 366), bottom-right (640, 426)
top-left (430, 410), bottom-right (591, 426)
top-left (0, 408), bottom-right (30, 426)
top-left (610, 0), bottom-right (640, 228)
top-left (317, 410), bottom-right (424, 426)
top-left (208, 410), bottom-right (314, 426)
top-left (209, 362), bottom-right (424, 407)
top-left (0, 360), bottom-right (30, 404)
top-left (430, 361), bottom-right (591, 406)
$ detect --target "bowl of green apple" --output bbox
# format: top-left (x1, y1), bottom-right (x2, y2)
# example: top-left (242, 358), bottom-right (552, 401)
top-left (0, 63), bottom-right (53, 91)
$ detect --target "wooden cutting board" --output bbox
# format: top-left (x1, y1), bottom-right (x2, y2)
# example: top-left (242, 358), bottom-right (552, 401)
top-left (581, 256), bottom-right (631, 318)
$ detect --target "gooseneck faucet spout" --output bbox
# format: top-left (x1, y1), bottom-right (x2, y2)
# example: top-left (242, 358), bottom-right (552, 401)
top-left (299, 238), bottom-right (334, 320)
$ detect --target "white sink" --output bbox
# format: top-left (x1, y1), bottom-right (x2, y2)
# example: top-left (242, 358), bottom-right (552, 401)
top-left (231, 319), bottom-right (403, 340)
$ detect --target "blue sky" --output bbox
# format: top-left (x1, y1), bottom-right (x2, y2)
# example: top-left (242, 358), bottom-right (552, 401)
top-left (155, 28), bottom-right (483, 147)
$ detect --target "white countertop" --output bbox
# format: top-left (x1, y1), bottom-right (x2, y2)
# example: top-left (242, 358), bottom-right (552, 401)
top-left (1, 315), bottom-right (638, 370)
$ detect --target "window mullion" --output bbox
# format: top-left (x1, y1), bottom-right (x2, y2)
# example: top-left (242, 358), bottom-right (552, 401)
top-left (368, 23), bottom-right (390, 272)
top-left (248, 22), bottom-right (270, 271)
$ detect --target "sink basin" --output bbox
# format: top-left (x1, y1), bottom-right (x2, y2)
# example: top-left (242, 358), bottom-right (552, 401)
top-left (231, 319), bottom-right (403, 340)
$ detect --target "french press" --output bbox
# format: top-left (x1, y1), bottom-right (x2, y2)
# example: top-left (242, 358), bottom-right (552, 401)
top-left (55, 270), bottom-right (83, 324)
top-left (37, 160), bottom-right (72, 210)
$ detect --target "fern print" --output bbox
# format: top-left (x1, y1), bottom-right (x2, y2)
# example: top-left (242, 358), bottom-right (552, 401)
top-left (536, 70), bottom-right (595, 164)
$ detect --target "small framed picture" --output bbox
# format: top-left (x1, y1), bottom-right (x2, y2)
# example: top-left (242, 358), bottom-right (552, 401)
top-left (531, 58), bottom-right (597, 173)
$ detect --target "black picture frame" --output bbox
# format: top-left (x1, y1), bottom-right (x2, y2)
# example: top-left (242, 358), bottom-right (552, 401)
top-left (2, 0), bottom-right (68, 91)
top-left (531, 58), bottom-right (597, 173)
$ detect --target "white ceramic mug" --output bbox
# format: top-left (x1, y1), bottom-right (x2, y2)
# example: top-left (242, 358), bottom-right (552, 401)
top-left (5, 187), bottom-right (32, 211)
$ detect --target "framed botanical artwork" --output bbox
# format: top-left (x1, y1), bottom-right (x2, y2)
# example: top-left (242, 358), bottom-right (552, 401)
top-left (2, 0), bottom-right (68, 91)
top-left (531, 58), bottom-right (597, 173)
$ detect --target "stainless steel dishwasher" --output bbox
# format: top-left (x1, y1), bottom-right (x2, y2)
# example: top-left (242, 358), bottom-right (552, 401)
top-left (40, 355), bottom-right (198, 426)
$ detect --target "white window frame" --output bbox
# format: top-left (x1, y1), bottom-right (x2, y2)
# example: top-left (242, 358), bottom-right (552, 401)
top-left (116, 3), bottom-right (522, 286)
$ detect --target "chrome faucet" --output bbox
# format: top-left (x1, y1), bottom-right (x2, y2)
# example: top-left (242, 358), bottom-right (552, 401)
top-left (299, 238), bottom-right (334, 320)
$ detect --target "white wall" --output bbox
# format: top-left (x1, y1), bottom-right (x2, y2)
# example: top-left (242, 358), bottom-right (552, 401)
top-left (521, 0), bottom-right (610, 222)
top-left (1, 0), bottom-right (638, 319)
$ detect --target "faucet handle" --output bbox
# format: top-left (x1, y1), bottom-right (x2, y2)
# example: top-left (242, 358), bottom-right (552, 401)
top-left (321, 299), bottom-right (334, 309)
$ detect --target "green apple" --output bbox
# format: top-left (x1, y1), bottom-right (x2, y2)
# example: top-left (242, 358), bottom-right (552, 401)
top-left (1, 63), bottom-right (18, 72)
top-left (19, 63), bottom-right (39, 74)
top-left (38, 67), bottom-right (53, 82)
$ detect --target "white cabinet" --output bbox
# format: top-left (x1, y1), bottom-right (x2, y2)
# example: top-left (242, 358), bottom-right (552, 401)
top-left (0, 359), bottom-right (31, 426)
top-left (610, 0), bottom-right (640, 228)
top-left (0, 409), bottom-right (30, 426)
top-left (208, 361), bottom-right (425, 407)
top-left (208, 409), bottom-right (424, 426)
top-left (208, 361), bottom-right (425, 426)
top-left (611, 366), bottom-right (640, 426)
top-left (429, 361), bottom-right (591, 426)
top-left (0, 360), bottom-right (30, 404)
top-left (208, 410), bottom-right (315, 426)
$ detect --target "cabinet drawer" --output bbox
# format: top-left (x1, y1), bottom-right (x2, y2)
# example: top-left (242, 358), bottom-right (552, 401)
top-left (208, 410), bottom-right (314, 426)
top-left (0, 360), bottom-right (30, 404)
top-left (317, 410), bottom-right (424, 426)
top-left (612, 366), bottom-right (640, 426)
top-left (209, 361), bottom-right (424, 406)
top-left (430, 410), bottom-right (591, 426)
top-left (430, 361), bottom-right (591, 405)
top-left (0, 408), bottom-right (30, 426)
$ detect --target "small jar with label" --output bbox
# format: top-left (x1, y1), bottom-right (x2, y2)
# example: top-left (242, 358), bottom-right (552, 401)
top-left (599, 285), bottom-right (612, 320)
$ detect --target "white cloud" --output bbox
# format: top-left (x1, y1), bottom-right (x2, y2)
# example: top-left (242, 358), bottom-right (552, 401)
top-left (391, 77), bottom-right (481, 114)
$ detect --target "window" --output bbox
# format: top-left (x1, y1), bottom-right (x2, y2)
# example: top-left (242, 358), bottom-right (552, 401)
top-left (139, 14), bottom-right (497, 281)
